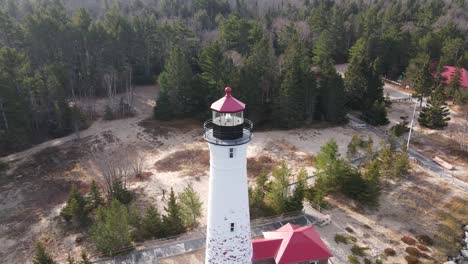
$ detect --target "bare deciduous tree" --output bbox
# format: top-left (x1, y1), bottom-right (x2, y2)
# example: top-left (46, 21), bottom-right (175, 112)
top-left (89, 145), bottom-right (145, 200)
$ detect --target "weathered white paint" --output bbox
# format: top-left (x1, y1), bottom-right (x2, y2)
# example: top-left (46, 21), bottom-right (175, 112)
top-left (205, 142), bottom-right (252, 264)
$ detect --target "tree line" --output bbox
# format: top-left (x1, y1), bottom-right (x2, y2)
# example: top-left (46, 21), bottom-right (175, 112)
top-left (1, 0), bottom-right (467, 155)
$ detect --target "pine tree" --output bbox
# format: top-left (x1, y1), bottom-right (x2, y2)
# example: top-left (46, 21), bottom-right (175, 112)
top-left (362, 160), bottom-right (381, 207)
top-left (362, 100), bottom-right (389, 126)
top-left (158, 47), bottom-right (193, 115)
top-left (265, 162), bottom-right (291, 214)
top-left (347, 134), bottom-right (361, 160)
top-left (447, 67), bottom-right (462, 99)
top-left (344, 37), bottom-right (384, 111)
top-left (163, 188), bottom-right (185, 236)
top-left (393, 146), bottom-right (410, 178)
top-left (33, 242), bottom-right (56, 264)
top-left (418, 85), bottom-right (451, 129)
top-left (313, 31), bottom-right (334, 66)
top-left (87, 180), bottom-right (103, 210)
top-left (412, 62), bottom-right (434, 106)
top-left (92, 200), bottom-right (131, 256)
top-left (318, 61), bottom-right (347, 123)
top-left (275, 32), bottom-right (315, 128)
top-left (154, 91), bottom-right (173, 120)
top-left (61, 185), bottom-right (88, 226)
top-left (178, 185), bottom-right (203, 228)
top-left (198, 42), bottom-right (235, 104)
top-left (141, 205), bottom-right (165, 239)
top-left (289, 168), bottom-right (308, 212)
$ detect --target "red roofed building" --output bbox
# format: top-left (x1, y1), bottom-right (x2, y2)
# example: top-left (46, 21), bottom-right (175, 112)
top-left (252, 224), bottom-right (333, 264)
top-left (439, 66), bottom-right (468, 88)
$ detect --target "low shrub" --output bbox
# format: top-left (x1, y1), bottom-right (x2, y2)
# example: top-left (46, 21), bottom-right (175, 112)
top-left (155, 148), bottom-right (209, 172)
top-left (351, 245), bottom-right (369, 257)
top-left (401, 236), bottom-right (417, 245)
top-left (416, 244), bottom-right (430, 252)
top-left (103, 105), bottom-right (114, 120)
top-left (416, 234), bottom-right (433, 246)
top-left (334, 234), bottom-right (350, 244)
top-left (384, 248), bottom-right (396, 256)
top-left (405, 247), bottom-right (421, 257)
top-left (375, 259), bottom-right (383, 264)
top-left (348, 255), bottom-right (361, 264)
top-left (404, 255), bottom-right (420, 264)
top-left (247, 155), bottom-right (277, 178)
top-left (364, 258), bottom-right (372, 264)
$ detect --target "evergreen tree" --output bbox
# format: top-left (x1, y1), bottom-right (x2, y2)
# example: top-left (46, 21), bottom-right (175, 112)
top-left (178, 185), bottom-right (203, 228)
top-left (265, 162), bottom-right (291, 214)
top-left (344, 37), bottom-right (387, 125)
top-left (289, 168), bottom-right (308, 212)
top-left (274, 32), bottom-right (315, 128)
top-left (412, 62), bottom-right (434, 106)
top-left (87, 180), bottom-right (103, 210)
top-left (141, 205), bottom-right (165, 239)
top-left (362, 101), bottom-right (389, 126)
top-left (154, 91), bottom-right (173, 120)
top-left (317, 61), bottom-right (347, 123)
top-left (447, 67), bottom-right (462, 99)
top-left (313, 30), bottom-right (334, 67)
top-left (347, 134), bottom-right (361, 160)
top-left (418, 85), bottom-right (451, 129)
top-left (92, 200), bottom-right (131, 256)
top-left (163, 188), bottom-right (185, 236)
top-left (362, 160), bottom-right (381, 207)
top-left (158, 47), bottom-right (194, 115)
top-left (33, 242), bottom-right (56, 264)
top-left (198, 42), bottom-right (235, 104)
top-left (61, 185), bottom-right (88, 226)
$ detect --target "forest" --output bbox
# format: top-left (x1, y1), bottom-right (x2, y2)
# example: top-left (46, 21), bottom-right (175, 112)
top-left (0, 0), bottom-right (467, 156)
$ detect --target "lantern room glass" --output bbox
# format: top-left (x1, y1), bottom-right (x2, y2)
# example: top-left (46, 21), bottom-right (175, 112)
top-left (212, 111), bottom-right (243, 126)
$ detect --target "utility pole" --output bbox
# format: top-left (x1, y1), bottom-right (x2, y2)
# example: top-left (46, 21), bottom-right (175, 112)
top-left (407, 99), bottom-right (418, 150)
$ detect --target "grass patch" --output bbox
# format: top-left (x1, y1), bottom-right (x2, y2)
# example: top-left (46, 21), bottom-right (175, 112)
top-left (351, 245), bottom-right (369, 257)
top-left (247, 155), bottom-right (277, 178)
top-left (348, 255), bottom-right (361, 264)
top-left (434, 196), bottom-right (468, 258)
top-left (155, 148), bottom-right (209, 173)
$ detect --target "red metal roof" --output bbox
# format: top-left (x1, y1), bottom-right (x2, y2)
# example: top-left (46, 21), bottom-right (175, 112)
top-left (439, 66), bottom-right (468, 88)
top-left (252, 238), bottom-right (283, 261)
top-left (252, 223), bottom-right (333, 264)
top-left (210, 87), bottom-right (246, 113)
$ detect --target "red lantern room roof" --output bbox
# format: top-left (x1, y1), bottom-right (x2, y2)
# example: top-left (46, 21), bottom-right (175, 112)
top-left (210, 87), bottom-right (245, 113)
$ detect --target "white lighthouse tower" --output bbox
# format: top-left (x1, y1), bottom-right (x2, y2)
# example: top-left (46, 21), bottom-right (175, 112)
top-left (203, 87), bottom-right (253, 264)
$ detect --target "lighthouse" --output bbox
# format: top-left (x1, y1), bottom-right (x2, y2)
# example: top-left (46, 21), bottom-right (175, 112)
top-left (203, 87), bottom-right (253, 264)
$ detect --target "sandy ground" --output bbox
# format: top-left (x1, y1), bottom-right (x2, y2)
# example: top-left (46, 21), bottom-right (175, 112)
top-left (1, 82), bottom-right (467, 263)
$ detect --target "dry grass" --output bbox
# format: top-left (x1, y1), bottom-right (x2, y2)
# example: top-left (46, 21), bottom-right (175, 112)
top-left (247, 155), bottom-right (277, 178)
top-left (433, 196), bottom-right (468, 259)
top-left (155, 148), bottom-right (209, 175)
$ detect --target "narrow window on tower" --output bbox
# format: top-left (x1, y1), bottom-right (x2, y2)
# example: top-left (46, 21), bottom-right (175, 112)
top-left (229, 148), bottom-right (234, 158)
top-left (230, 223), bottom-right (235, 232)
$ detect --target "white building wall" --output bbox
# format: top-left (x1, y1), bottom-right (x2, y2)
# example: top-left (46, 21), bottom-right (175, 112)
top-left (205, 142), bottom-right (252, 264)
